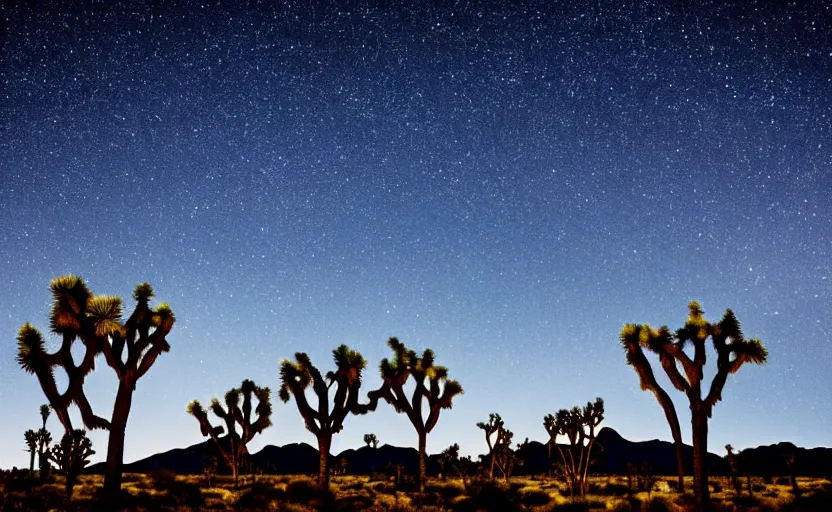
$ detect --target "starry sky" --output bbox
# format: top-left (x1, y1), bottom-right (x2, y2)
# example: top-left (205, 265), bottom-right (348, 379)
top-left (1, 1), bottom-right (830, 469)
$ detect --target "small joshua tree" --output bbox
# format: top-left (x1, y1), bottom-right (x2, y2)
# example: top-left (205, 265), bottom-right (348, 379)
top-left (364, 433), bottom-right (379, 449)
top-left (544, 397), bottom-right (604, 497)
top-left (279, 345), bottom-right (369, 489)
top-left (48, 429), bottom-right (95, 500)
top-left (37, 405), bottom-right (52, 481)
top-left (187, 379), bottom-right (272, 488)
top-left (439, 443), bottom-right (460, 481)
top-left (366, 337), bottom-right (463, 493)
top-left (17, 276), bottom-right (175, 496)
top-left (24, 429), bottom-right (38, 473)
top-left (726, 444), bottom-right (742, 494)
top-left (476, 413), bottom-right (504, 478)
top-left (621, 302), bottom-right (767, 511)
top-left (784, 453), bottom-right (800, 496)
top-left (203, 455), bottom-right (218, 488)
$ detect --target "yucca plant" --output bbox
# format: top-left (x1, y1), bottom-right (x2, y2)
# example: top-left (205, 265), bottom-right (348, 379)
top-left (187, 379), bottom-right (272, 488)
top-left (279, 344), bottom-right (369, 489)
top-left (543, 397), bottom-right (604, 497)
top-left (620, 301), bottom-right (767, 511)
top-left (476, 413), bottom-right (505, 479)
top-left (37, 405), bottom-right (52, 481)
top-left (366, 337), bottom-right (463, 492)
top-left (48, 429), bottom-right (95, 500)
top-left (363, 433), bottom-right (379, 449)
top-left (24, 429), bottom-right (38, 472)
top-left (16, 275), bottom-right (175, 496)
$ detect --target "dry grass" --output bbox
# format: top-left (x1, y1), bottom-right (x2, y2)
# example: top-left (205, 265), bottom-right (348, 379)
top-left (1, 472), bottom-right (829, 511)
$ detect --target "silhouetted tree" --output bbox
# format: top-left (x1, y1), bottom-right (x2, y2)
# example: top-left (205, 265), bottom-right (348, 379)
top-left (439, 443), bottom-right (460, 481)
top-left (621, 302), bottom-right (767, 511)
top-left (476, 413), bottom-right (504, 478)
top-left (784, 453), bottom-right (800, 496)
top-left (48, 429), bottom-right (94, 500)
top-left (364, 433), bottom-right (379, 449)
top-left (187, 379), bottom-right (272, 488)
top-left (366, 337), bottom-right (463, 492)
top-left (620, 325), bottom-right (686, 492)
top-left (725, 444), bottom-right (742, 494)
top-left (24, 429), bottom-right (38, 472)
top-left (203, 455), bottom-right (218, 488)
top-left (16, 276), bottom-right (175, 496)
top-left (279, 345), bottom-right (368, 489)
top-left (544, 397), bottom-right (604, 497)
top-left (37, 405), bottom-right (52, 481)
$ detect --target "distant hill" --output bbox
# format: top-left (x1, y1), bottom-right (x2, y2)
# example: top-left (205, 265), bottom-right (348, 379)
top-left (737, 442), bottom-right (832, 478)
top-left (85, 427), bottom-right (829, 477)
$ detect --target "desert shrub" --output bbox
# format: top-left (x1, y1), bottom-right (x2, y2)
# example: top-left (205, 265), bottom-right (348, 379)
top-left (605, 481), bottom-right (631, 496)
top-left (334, 492), bottom-right (375, 512)
top-left (787, 487), bottom-right (832, 511)
top-left (425, 481), bottom-right (465, 502)
top-left (775, 476), bottom-right (790, 485)
top-left (453, 478), bottom-right (519, 512)
top-left (121, 473), bottom-right (145, 483)
top-left (148, 469), bottom-right (178, 486)
top-left (518, 488), bottom-right (551, 506)
top-left (548, 499), bottom-right (590, 512)
top-left (763, 474), bottom-right (773, 484)
top-left (711, 481), bottom-right (722, 493)
top-left (372, 481), bottom-right (396, 495)
top-left (642, 496), bottom-right (673, 512)
top-left (373, 492), bottom-right (413, 511)
top-left (285, 479), bottom-right (334, 508)
top-left (753, 483), bottom-right (767, 492)
top-left (234, 481), bottom-right (288, 510)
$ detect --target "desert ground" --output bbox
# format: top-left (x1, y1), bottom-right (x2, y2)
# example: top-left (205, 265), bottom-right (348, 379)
top-left (2, 471), bottom-right (830, 511)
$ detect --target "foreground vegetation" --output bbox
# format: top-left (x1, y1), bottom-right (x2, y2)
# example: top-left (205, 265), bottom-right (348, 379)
top-left (1, 472), bottom-right (830, 511)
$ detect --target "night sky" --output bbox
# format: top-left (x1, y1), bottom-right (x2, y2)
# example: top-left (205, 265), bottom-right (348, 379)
top-left (1, 1), bottom-right (830, 469)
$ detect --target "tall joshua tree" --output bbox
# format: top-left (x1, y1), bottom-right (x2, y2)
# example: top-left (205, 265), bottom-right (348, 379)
top-left (279, 345), bottom-right (368, 489)
top-left (187, 379), bottom-right (272, 488)
top-left (364, 433), bottom-right (379, 449)
top-left (621, 302), bottom-right (767, 511)
top-left (16, 276), bottom-right (175, 496)
top-left (24, 429), bottom-right (38, 472)
top-left (37, 404), bottom-right (52, 481)
top-left (544, 397), bottom-right (604, 497)
top-left (48, 429), bottom-right (95, 500)
top-left (621, 324), bottom-right (686, 492)
top-left (366, 337), bottom-right (463, 493)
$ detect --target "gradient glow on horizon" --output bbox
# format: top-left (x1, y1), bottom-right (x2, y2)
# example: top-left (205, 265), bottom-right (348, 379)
top-left (1, 2), bottom-right (830, 468)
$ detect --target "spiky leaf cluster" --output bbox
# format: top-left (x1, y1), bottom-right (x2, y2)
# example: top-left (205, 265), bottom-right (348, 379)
top-left (279, 345), bottom-right (368, 438)
top-left (620, 301), bottom-right (767, 417)
top-left (368, 337), bottom-right (463, 435)
top-left (16, 276), bottom-right (176, 432)
top-left (48, 429), bottom-right (95, 475)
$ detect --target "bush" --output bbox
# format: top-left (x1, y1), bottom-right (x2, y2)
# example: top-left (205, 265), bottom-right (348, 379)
top-left (286, 479), bottom-right (334, 508)
top-left (234, 482), bottom-right (288, 510)
top-left (518, 488), bottom-right (551, 506)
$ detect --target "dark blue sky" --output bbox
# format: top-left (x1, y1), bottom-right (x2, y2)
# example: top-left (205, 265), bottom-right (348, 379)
top-left (1, 1), bottom-right (830, 468)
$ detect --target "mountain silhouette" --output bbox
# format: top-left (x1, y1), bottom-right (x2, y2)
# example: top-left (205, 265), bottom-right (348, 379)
top-left (85, 427), bottom-right (829, 477)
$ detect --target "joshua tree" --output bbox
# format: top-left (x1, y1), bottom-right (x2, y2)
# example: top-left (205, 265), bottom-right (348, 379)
top-left (187, 379), bottom-right (272, 488)
top-left (24, 429), bottom-right (38, 472)
top-left (366, 337), bottom-right (463, 492)
top-left (16, 276), bottom-right (175, 496)
top-left (37, 404), bottom-right (52, 481)
top-left (48, 429), bottom-right (95, 500)
top-left (476, 413), bottom-right (504, 478)
top-left (544, 397), bottom-right (604, 497)
top-left (279, 345), bottom-right (368, 489)
top-left (784, 453), bottom-right (800, 496)
top-left (364, 433), bottom-right (379, 449)
top-left (725, 444), bottom-right (742, 494)
top-left (621, 302), bottom-right (767, 511)
top-left (493, 429), bottom-right (519, 482)
top-left (438, 443), bottom-right (460, 481)
top-left (203, 455), bottom-right (218, 488)
top-left (620, 325), bottom-right (686, 492)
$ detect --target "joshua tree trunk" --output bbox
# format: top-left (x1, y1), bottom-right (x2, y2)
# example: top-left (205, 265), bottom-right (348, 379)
top-left (418, 430), bottom-right (427, 493)
top-left (318, 435), bottom-right (331, 488)
top-left (691, 405), bottom-right (710, 512)
top-left (655, 390), bottom-right (686, 492)
top-left (29, 451), bottom-right (36, 473)
top-left (103, 380), bottom-right (134, 497)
